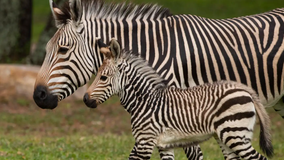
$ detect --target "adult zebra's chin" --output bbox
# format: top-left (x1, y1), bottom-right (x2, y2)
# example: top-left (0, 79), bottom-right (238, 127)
top-left (33, 85), bottom-right (58, 109)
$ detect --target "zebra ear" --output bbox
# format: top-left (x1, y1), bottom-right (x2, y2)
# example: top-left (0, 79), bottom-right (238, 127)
top-left (101, 48), bottom-right (112, 59)
top-left (49, 0), bottom-right (66, 28)
top-left (110, 39), bottom-right (121, 59)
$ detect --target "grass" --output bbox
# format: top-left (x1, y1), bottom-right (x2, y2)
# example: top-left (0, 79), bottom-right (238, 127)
top-left (0, 135), bottom-right (131, 159)
top-left (0, 96), bottom-right (283, 159)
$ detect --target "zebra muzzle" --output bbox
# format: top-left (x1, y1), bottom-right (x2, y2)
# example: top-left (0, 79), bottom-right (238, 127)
top-left (83, 93), bottom-right (97, 108)
top-left (33, 85), bottom-right (58, 109)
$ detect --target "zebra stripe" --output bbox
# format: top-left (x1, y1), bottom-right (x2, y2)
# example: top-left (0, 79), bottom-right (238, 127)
top-left (84, 39), bottom-right (273, 160)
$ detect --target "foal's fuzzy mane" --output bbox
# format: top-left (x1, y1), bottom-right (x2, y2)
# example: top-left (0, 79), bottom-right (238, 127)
top-left (118, 49), bottom-right (167, 88)
top-left (57, 0), bottom-right (172, 25)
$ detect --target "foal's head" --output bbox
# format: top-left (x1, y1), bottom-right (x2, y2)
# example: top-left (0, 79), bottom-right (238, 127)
top-left (83, 39), bottom-right (123, 108)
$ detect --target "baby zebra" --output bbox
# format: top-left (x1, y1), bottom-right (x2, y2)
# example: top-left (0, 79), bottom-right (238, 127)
top-left (83, 39), bottom-right (273, 160)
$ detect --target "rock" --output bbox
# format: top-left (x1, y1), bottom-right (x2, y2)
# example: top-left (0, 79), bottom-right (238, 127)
top-left (0, 64), bottom-right (87, 103)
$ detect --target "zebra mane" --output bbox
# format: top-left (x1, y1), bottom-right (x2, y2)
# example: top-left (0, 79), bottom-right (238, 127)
top-left (58, 0), bottom-right (172, 24)
top-left (118, 50), bottom-right (167, 89)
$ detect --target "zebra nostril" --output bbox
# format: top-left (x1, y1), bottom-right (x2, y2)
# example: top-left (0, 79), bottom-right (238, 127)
top-left (33, 85), bottom-right (58, 109)
top-left (39, 90), bottom-right (47, 100)
top-left (83, 93), bottom-right (89, 103)
top-left (83, 93), bottom-right (97, 108)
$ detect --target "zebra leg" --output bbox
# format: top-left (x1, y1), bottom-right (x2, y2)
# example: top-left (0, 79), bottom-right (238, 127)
top-left (230, 142), bottom-right (267, 160)
top-left (214, 137), bottom-right (241, 160)
top-left (158, 148), bottom-right (174, 160)
top-left (216, 131), bottom-right (267, 160)
top-left (183, 145), bottom-right (203, 160)
top-left (273, 96), bottom-right (284, 118)
top-left (129, 141), bottom-right (155, 160)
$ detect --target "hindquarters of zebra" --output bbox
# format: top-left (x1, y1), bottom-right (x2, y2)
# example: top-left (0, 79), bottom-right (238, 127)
top-left (214, 81), bottom-right (273, 159)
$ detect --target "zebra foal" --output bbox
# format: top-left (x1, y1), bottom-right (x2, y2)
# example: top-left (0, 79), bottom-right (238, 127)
top-left (83, 39), bottom-right (273, 160)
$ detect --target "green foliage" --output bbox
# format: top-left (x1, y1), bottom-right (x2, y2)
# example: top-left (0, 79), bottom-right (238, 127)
top-left (32, 0), bottom-right (50, 43)
top-left (0, 0), bottom-right (32, 63)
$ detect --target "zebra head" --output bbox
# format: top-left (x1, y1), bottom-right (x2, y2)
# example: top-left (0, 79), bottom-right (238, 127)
top-left (84, 39), bottom-right (123, 108)
top-left (33, 0), bottom-right (96, 109)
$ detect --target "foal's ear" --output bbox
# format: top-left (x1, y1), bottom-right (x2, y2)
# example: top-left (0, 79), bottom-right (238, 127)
top-left (110, 39), bottom-right (121, 59)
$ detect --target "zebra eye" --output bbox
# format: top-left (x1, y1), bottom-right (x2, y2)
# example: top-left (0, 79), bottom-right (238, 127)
top-left (58, 47), bottom-right (69, 54)
top-left (100, 76), bottom-right (108, 81)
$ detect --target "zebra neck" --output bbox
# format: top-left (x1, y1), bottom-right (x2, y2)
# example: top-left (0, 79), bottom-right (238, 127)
top-left (117, 58), bottom-right (166, 112)
top-left (91, 42), bottom-right (104, 75)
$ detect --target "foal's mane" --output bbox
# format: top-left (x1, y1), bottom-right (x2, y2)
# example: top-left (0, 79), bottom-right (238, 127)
top-left (58, 0), bottom-right (172, 24)
top-left (119, 49), bottom-right (167, 88)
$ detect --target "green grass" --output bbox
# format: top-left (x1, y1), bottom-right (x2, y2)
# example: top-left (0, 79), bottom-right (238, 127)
top-left (0, 134), bottom-right (283, 160)
top-left (0, 135), bottom-right (133, 160)
top-left (0, 97), bottom-right (283, 159)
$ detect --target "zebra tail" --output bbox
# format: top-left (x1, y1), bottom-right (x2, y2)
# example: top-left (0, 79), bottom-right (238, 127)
top-left (234, 81), bottom-right (274, 157)
top-left (252, 95), bottom-right (274, 157)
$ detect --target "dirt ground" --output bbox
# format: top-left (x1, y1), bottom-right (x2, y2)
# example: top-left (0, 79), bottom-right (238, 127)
top-left (0, 96), bottom-right (132, 137)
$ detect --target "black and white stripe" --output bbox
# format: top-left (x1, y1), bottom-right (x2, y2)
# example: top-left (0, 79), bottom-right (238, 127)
top-left (84, 39), bottom-right (273, 160)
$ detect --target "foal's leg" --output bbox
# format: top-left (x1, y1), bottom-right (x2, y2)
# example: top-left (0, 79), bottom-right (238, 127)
top-left (215, 117), bottom-right (268, 159)
top-left (214, 137), bottom-right (241, 160)
top-left (129, 141), bottom-right (155, 160)
top-left (183, 145), bottom-right (203, 160)
top-left (224, 136), bottom-right (267, 160)
top-left (159, 148), bottom-right (174, 160)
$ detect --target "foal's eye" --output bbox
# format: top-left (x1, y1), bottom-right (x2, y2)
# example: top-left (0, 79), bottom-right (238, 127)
top-left (58, 47), bottom-right (69, 54)
top-left (100, 76), bottom-right (108, 81)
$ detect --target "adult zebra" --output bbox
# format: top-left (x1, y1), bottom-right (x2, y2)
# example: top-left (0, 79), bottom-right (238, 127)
top-left (34, 0), bottom-right (284, 113)
top-left (33, 0), bottom-right (283, 159)
top-left (83, 39), bottom-right (273, 160)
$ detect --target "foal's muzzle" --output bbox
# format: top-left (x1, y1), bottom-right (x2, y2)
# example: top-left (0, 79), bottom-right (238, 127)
top-left (83, 93), bottom-right (97, 108)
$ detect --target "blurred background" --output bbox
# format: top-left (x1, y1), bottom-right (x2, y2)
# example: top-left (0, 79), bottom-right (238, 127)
top-left (0, 0), bottom-right (283, 159)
